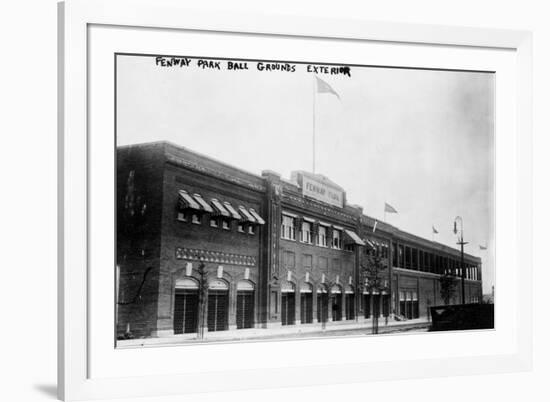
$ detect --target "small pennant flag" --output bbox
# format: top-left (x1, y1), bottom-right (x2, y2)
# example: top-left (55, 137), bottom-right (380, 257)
top-left (432, 225), bottom-right (439, 234)
top-left (373, 220), bottom-right (378, 233)
top-left (479, 245), bottom-right (487, 250)
top-left (384, 202), bottom-right (398, 214)
top-left (316, 76), bottom-right (340, 100)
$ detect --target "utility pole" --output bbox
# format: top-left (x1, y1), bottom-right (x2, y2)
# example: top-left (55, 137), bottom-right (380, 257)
top-left (454, 216), bottom-right (468, 305)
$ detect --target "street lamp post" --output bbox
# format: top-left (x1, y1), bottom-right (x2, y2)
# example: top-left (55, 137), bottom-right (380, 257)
top-left (454, 216), bottom-right (468, 305)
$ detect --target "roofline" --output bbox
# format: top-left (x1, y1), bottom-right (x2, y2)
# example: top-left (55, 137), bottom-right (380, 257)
top-left (360, 218), bottom-right (481, 262)
top-left (118, 140), bottom-right (266, 182)
top-left (118, 140), bottom-right (483, 262)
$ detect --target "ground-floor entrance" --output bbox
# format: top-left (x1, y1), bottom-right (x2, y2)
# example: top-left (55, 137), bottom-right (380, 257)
top-left (173, 288), bottom-right (199, 334)
top-left (236, 290), bottom-right (254, 329)
top-left (317, 287), bottom-right (329, 323)
top-left (281, 283), bottom-right (296, 325)
top-left (300, 284), bottom-right (313, 324)
top-left (207, 280), bottom-right (229, 332)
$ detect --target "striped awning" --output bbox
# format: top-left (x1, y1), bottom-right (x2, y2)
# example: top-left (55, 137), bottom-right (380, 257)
top-left (344, 229), bottom-right (366, 246)
top-left (211, 199), bottom-right (231, 217)
top-left (178, 189), bottom-right (266, 224)
top-left (178, 190), bottom-right (201, 211)
top-left (249, 209), bottom-right (265, 225)
top-left (238, 206), bottom-right (257, 223)
top-left (192, 193), bottom-right (214, 213)
top-left (223, 202), bottom-right (242, 220)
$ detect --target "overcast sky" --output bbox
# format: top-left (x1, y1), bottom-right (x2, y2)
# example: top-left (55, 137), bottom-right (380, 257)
top-left (116, 54), bottom-right (495, 294)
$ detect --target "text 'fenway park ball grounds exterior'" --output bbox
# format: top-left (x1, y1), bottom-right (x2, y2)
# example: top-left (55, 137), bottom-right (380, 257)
top-left (116, 141), bottom-right (482, 341)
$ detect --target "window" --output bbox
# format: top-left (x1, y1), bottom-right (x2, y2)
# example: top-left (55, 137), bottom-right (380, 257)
top-left (210, 218), bottom-right (218, 227)
top-left (318, 225), bottom-right (327, 247)
top-left (177, 211), bottom-right (188, 222)
top-left (405, 246), bottom-right (411, 269)
top-left (248, 226), bottom-right (255, 235)
top-left (318, 256), bottom-right (328, 271)
top-left (301, 221), bottom-right (312, 244)
top-left (332, 229), bottom-right (342, 249)
top-left (191, 213), bottom-right (201, 224)
top-left (419, 250), bottom-right (424, 271)
top-left (283, 251), bottom-right (296, 269)
top-left (222, 219), bottom-right (230, 230)
top-left (398, 245), bottom-right (404, 267)
top-left (237, 223), bottom-right (245, 233)
top-left (281, 215), bottom-right (296, 240)
top-left (412, 248), bottom-right (418, 270)
top-left (303, 254), bottom-right (313, 270)
top-left (392, 243), bottom-right (398, 266)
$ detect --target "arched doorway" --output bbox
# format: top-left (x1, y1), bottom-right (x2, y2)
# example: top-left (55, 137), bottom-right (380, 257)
top-left (363, 289), bottom-right (371, 319)
top-left (345, 285), bottom-right (355, 320)
top-left (317, 284), bottom-right (328, 324)
top-left (300, 283), bottom-right (313, 324)
top-left (174, 278), bottom-right (199, 334)
top-left (207, 279), bottom-right (229, 332)
top-left (331, 284), bottom-right (343, 321)
top-left (281, 281), bottom-right (296, 325)
top-left (236, 280), bottom-right (255, 329)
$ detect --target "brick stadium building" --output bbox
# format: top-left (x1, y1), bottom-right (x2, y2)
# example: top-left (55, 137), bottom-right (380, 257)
top-left (116, 141), bottom-right (483, 339)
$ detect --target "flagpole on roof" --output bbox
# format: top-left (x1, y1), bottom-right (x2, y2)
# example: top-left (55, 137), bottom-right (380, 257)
top-left (312, 76), bottom-right (340, 174)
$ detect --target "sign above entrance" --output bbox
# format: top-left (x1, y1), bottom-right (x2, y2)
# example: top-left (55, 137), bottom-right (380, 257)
top-left (291, 171), bottom-right (345, 208)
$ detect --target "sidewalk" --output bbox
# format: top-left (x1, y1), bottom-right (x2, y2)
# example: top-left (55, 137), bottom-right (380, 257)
top-left (117, 318), bottom-right (431, 348)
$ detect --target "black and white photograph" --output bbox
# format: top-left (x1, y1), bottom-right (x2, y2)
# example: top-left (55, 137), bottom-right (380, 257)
top-left (4, 0), bottom-right (546, 400)
top-left (115, 53), bottom-right (495, 347)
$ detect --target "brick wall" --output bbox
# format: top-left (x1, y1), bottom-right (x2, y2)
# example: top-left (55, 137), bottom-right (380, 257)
top-left (116, 143), bottom-right (166, 337)
top-left (156, 162), bottom-right (266, 333)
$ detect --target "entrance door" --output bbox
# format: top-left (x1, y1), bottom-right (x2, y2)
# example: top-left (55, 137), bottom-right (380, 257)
top-left (372, 294), bottom-right (381, 318)
top-left (331, 285), bottom-right (343, 321)
top-left (317, 291), bottom-right (328, 323)
top-left (236, 291), bottom-right (254, 329)
top-left (332, 293), bottom-right (343, 321)
top-left (382, 294), bottom-right (390, 317)
top-left (406, 291), bottom-right (413, 319)
top-left (281, 292), bottom-right (295, 325)
top-left (207, 289), bottom-right (229, 332)
top-left (300, 292), bottom-right (313, 324)
top-left (173, 278), bottom-right (200, 334)
top-left (345, 293), bottom-right (355, 320)
top-left (173, 289), bottom-right (199, 334)
top-left (364, 294), bottom-right (371, 318)
top-left (399, 291), bottom-right (406, 317)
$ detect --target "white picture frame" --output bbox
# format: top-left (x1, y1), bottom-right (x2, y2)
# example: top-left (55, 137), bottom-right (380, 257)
top-left (58, 0), bottom-right (533, 400)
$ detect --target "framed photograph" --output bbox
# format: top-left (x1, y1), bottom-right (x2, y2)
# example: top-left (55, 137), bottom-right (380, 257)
top-left (58, 0), bottom-right (532, 400)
